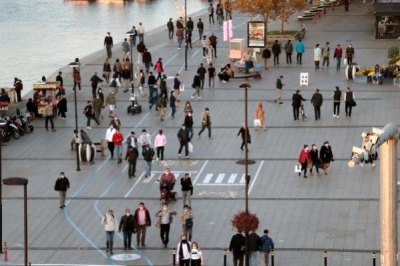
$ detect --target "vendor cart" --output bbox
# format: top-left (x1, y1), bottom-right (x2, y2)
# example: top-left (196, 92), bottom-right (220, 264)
top-left (229, 38), bottom-right (245, 62)
top-left (33, 82), bottom-right (59, 117)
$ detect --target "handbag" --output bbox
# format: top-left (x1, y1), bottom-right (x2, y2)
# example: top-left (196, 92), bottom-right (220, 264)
top-left (307, 161), bottom-right (313, 169)
top-left (179, 84), bottom-right (185, 92)
top-left (188, 142), bottom-right (193, 153)
top-left (343, 58), bottom-right (347, 65)
top-left (295, 164), bottom-right (302, 173)
top-left (132, 227), bottom-right (138, 234)
top-left (175, 101), bottom-right (180, 108)
top-left (155, 220), bottom-right (161, 228)
top-left (351, 100), bottom-right (357, 107)
top-left (253, 119), bottom-right (261, 127)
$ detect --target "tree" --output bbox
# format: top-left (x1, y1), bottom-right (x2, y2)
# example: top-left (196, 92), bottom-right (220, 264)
top-left (230, 0), bottom-right (307, 32)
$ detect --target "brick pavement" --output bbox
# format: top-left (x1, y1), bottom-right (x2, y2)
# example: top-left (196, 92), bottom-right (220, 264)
top-left (1, 2), bottom-right (400, 266)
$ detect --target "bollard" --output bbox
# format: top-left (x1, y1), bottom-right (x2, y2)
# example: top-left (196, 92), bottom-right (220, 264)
top-left (3, 242), bottom-right (8, 262)
top-left (223, 249), bottom-right (227, 266)
top-left (324, 251), bottom-right (328, 266)
top-left (271, 249), bottom-right (275, 266)
top-left (372, 252), bottom-right (376, 266)
top-left (172, 248), bottom-right (176, 266)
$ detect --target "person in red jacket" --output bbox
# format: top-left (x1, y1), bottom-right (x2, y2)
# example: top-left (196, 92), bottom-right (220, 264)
top-left (333, 44), bottom-right (343, 71)
top-left (112, 127), bottom-right (124, 164)
top-left (154, 58), bottom-right (164, 82)
top-left (298, 144), bottom-right (311, 178)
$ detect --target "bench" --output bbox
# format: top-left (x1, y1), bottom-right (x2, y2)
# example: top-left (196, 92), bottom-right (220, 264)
top-left (230, 73), bottom-right (262, 80)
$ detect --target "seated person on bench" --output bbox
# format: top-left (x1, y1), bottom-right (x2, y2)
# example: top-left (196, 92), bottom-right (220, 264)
top-left (218, 64), bottom-right (234, 83)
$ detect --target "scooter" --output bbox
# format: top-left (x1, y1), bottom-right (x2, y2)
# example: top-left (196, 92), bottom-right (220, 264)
top-left (18, 115), bottom-right (34, 133)
top-left (0, 117), bottom-right (20, 140)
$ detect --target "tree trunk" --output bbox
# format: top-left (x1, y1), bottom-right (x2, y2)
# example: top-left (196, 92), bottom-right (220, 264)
top-left (264, 13), bottom-right (268, 45)
top-left (280, 18), bottom-right (284, 33)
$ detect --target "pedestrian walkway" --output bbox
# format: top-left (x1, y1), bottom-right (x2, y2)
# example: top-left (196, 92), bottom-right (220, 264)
top-left (1, 2), bottom-right (399, 266)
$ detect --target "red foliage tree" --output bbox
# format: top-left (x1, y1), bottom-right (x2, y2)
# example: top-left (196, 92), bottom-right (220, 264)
top-left (231, 211), bottom-right (259, 233)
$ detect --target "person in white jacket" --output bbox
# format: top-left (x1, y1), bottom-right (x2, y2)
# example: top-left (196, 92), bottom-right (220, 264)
top-left (154, 129), bottom-right (167, 161)
top-left (176, 235), bottom-right (192, 266)
top-left (138, 129), bottom-right (152, 148)
top-left (101, 209), bottom-right (118, 255)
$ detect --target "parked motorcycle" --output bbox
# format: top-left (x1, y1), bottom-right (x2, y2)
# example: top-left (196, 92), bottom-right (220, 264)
top-left (0, 117), bottom-right (20, 140)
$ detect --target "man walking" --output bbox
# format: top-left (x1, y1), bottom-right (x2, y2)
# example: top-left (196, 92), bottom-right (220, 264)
top-left (198, 107), bottom-right (212, 139)
top-left (125, 145), bottom-right (139, 178)
top-left (274, 75), bottom-right (284, 104)
top-left (332, 86), bottom-right (341, 118)
top-left (208, 63), bottom-right (216, 90)
top-left (259, 229), bottom-right (274, 266)
top-left (44, 100), bottom-right (56, 132)
top-left (104, 32), bottom-right (113, 58)
top-left (184, 112), bottom-right (194, 139)
top-left (229, 231), bottom-right (245, 266)
top-left (197, 63), bottom-right (206, 90)
top-left (345, 44), bottom-right (355, 65)
top-left (155, 204), bottom-right (177, 248)
top-left (54, 172), bottom-right (70, 209)
top-left (197, 18), bottom-right (204, 41)
top-left (249, 230), bottom-right (261, 266)
top-left (209, 32), bottom-right (218, 58)
top-left (90, 72), bottom-right (103, 98)
top-left (208, 4), bottom-right (215, 24)
top-left (292, 90), bottom-right (306, 120)
top-left (322, 42), bottom-right (330, 68)
top-left (167, 18), bottom-right (174, 40)
top-left (344, 86), bottom-right (355, 117)
top-left (178, 124), bottom-right (191, 158)
top-left (176, 235), bottom-right (191, 266)
top-left (333, 44), bottom-right (343, 70)
top-left (119, 209), bottom-right (136, 250)
top-left (311, 88), bottom-right (323, 120)
top-left (295, 39), bottom-right (305, 65)
top-left (271, 40), bottom-right (281, 66)
top-left (284, 40), bottom-right (293, 64)
top-left (142, 144), bottom-right (155, 178)
top-left (83, 100), bottom-right (99, 129)
top-left (134, 202), bottom-right (151, 247)
top-left (137, 22), bottom-right (145, 43)
top-left (105, 123), bottom-right (116, 159)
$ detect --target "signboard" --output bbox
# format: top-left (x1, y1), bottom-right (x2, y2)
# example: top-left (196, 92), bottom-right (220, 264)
top-left (247, 21), bottom-right (266, 48)
top-left (223, 20), bottom-right (233, 41)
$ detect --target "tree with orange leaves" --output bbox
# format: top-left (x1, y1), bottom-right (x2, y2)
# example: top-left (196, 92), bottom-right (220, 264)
top-left (230, 0), bottom-right (307, 33)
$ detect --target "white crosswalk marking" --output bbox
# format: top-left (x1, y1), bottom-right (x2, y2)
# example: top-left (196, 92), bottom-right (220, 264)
top-left (215, 173), bottom-right (225, 183)
top-left (239, 174), bottom-right (246, 184)
top-left (228, 173), bottom-right (237, 184)
top-left (203, 174), bottom-right (213, 184)
top-left (143, 173), bottom-right (156, 183)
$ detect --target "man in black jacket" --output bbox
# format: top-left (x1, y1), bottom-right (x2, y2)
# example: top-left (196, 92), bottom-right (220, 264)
top-left (271, 40), bottom-right (281, 66)
top-left (119, 209), bottom-right (136, 250)
top-left (229, 231), bottom-right (245, 266)
top-left (177, 124), bottom-right (191, 158)
top-left (104, 32), bottom-right (113, 58)
top-left (311, 88), bottom-right (323, 120)
top-left (197, 63), bottom-right (207, 90)
top-left (167, 18), bottom-right (174, 40)
top-left (184, 112), bottom-right (194, 139)
top-left (332, 86), bottom-right (342, 118)
top-left (249, 231), bottom-right (261, 266)
top-left (54, 172), bottom-right (70, 209)
top-left (292, 90), bottom-right (306, 120)
top-left (90, 72), bottom-right (103, 98)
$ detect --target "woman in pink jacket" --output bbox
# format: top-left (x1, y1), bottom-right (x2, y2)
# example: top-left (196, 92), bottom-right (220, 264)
top-left (154, 129), bottom-right (167, 162)
top-left (298, 144), bottom-right (311, 178)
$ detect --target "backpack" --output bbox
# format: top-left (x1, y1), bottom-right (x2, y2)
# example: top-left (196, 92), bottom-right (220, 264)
top-left (110, 79), bottom-right (117, 88)
top-left (185, 218), bottom-right (193, 229)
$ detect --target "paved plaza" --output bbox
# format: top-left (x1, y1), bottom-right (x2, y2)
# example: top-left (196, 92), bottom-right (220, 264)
top-left (1, 2), bottom-right (400, 266)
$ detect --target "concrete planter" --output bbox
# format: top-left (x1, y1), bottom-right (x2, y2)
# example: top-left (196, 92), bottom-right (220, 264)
top-left (353, 75), bottom-right (371, 83)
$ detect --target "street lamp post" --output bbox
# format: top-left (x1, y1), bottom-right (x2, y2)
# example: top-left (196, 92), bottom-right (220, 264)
top-left (184, 0), bottom-right (188, 71)
top-left (237, 82), bottom-right (255, 266)
top-left (0, 139), bottom-right (3, 253)
top-left (126, 32), bottom-right (135, 93)
top-left (3, 177), bottom-right (28, 266)
top-left (68, 62), bottom-right (81, 171)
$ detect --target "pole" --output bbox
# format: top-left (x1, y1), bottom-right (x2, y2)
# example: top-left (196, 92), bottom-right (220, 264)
top-left (130, 37), bottom-right (134, 93)
top-left (244, 86), bottom-right (249, 266)
top-left (380, 139), bottom-right (398, 266)
top-left (372, 252), bottom-right (376, 266)
top-left (0, 139), bottom-right (2, 253)
top-left (23, 183), bottom-right (27, 266)
top-left (271, 249), bottom-right (274, 266)
top-left (172, 248), bottom-right (176, 265)
top-left (184, 0), bottom-right (188, 71)
top-left (74, 82), bottom-right (80, 171)
top-left (224, 249), bottom-right (227, 266)
top-left (324, 251), bottom-right (327, 266)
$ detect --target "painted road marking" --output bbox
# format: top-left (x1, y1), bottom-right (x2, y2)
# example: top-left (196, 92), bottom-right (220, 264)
top-left (239, 174), bottom-right (246, 184)
top-left (142, 173), bottom-right (156, 183)
top-left (203, 174), bottom-right (213, 184)
top-left (215, 173), bottom-right (225, 183)
top-left (228, 173), bottom-right (237, 183)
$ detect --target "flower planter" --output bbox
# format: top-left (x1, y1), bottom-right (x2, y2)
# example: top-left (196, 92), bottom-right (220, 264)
top-left (353, 75), bottom-right (371, 83)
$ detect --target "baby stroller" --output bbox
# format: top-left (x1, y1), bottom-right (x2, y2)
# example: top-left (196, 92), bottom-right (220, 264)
top-left (159, 182), bottom-right (177, 204)
top-left (127, 93), bottom-right (142, 115)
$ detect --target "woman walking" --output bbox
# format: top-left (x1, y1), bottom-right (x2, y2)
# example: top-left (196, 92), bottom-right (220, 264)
top-left (190, 242), bottom-right (204, 266)
top-left (183, 101), bottom-right (193, 114)
top-left (309, 144), bottom-right (321, 176)
top-left (254, 102), bottom-right (267, 131)
top-left (320, 141), bottom-right (334, 175)
top-left (298, 145), bottom-right (311, 178)
top-left (154, 129), bottom-right (167, 162)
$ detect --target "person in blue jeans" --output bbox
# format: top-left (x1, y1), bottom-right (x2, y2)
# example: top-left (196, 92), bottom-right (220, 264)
top-left (142, 144), bottom-right (155, 178)
top-left (101, 209), bottom-right (118, 255)
top-left (259, 229), bottom-right (274, 266)
top-left (170, 91), bottom-right (177, 118)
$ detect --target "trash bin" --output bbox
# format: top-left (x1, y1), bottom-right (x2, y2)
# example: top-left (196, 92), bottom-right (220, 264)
top-left (78, 143), bottom-right (96, 164)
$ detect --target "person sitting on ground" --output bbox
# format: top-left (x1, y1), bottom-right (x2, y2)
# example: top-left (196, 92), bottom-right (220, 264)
top-left (218, 64), bottom-right (234, 83)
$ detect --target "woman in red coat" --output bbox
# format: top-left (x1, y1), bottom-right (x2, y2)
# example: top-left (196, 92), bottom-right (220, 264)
top-left (298, 144), bottom-right (311, 178)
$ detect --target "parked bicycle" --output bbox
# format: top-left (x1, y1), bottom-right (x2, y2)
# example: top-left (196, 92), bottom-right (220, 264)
top-left (296, 25), bottom-right (306, 40)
